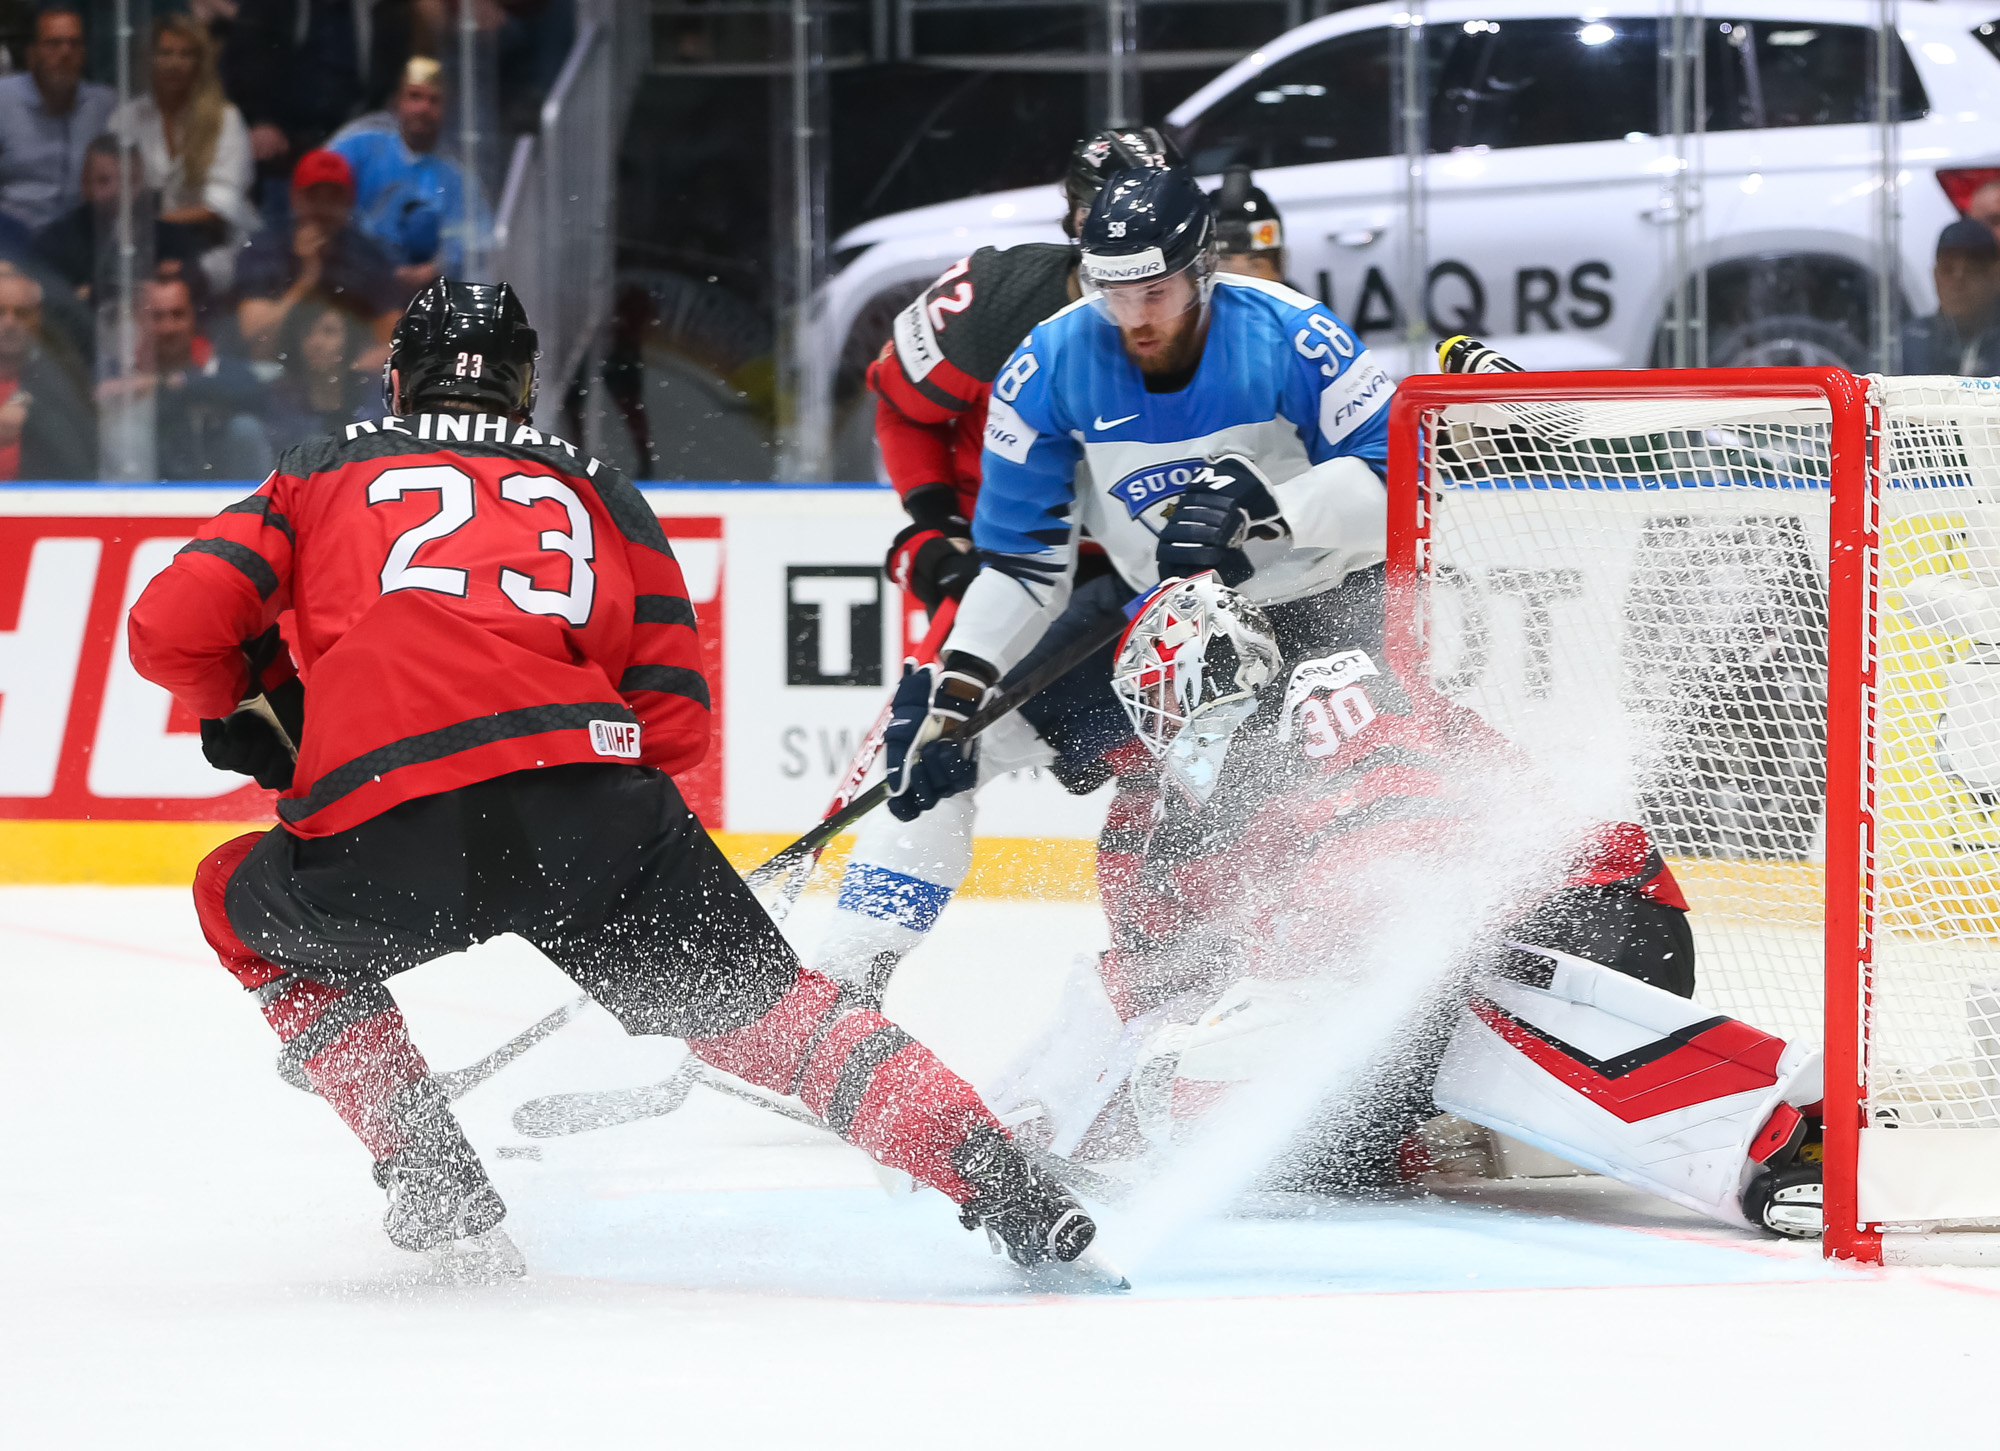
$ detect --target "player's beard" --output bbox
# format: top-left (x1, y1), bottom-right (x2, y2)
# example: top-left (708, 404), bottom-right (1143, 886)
top-left (1121, 305), bottom-right (1210, 379)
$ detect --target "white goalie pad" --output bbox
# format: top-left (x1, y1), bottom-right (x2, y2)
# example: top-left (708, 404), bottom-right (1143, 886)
top-left (980, 954), bottom-right (1136, 1156)
top-left (1434, 945), bottom-right (1823, 1228)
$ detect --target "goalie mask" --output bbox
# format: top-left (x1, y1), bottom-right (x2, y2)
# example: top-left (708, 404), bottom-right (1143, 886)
top-left (1112, 572), bottom-right (1280, 803)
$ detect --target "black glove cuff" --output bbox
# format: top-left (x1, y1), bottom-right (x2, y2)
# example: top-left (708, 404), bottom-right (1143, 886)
top-left (903, 482), bottom-right (971, 538)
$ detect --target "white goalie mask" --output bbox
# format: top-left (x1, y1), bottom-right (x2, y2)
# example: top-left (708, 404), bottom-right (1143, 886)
top-left (1112, 572), bottom-right (1281, 802)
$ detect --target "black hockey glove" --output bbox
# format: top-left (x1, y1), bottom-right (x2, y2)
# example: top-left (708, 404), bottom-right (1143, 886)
top-left (1154, 453), bottom-right (1287, 588)
top-left (200, 677), bottom-right (304, 790)
top-left (883, 653), bottom-right (996, 821)
top-left (886, 483), bottom-right (979, 614)
top-left (886, 521), bottom-right (981, 614)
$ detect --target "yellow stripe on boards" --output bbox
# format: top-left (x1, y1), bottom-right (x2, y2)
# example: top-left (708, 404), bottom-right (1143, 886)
top-left (0, 820), bottom-right (270, 885)
top-left (0, 821), bottom-right (1103, 900)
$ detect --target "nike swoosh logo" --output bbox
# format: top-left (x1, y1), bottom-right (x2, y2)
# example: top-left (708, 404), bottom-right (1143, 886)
top-left (1093, 413), bottom-right (1141, 431)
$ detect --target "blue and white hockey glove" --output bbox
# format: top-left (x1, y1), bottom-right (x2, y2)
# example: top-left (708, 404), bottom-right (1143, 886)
top-left (884, 655), bottom-right (995, 822)
top-left (1155, 452), bottom-right (1286, 588)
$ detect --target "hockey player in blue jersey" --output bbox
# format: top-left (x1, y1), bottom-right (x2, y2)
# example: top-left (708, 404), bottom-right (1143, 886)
top-left (879, 164), bottom-right (1396, 1013)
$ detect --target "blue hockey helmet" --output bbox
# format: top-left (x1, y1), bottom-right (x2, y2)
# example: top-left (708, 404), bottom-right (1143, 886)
top-left (1077, 165), bottom-right (1218, 326)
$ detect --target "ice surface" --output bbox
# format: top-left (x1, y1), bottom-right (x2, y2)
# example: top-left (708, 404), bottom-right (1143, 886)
top-left (6, 886), bottom-right (2000, 1447)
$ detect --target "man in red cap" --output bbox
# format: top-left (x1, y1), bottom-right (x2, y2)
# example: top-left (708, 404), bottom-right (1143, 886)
top-left (236, 149), bottom-right (408, 364)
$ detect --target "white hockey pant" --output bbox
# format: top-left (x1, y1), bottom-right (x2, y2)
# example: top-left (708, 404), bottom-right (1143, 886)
top-left (810, 711), bottom-right (1053, 987)
top-left (1434, 943), bottom-right (1823, 1229)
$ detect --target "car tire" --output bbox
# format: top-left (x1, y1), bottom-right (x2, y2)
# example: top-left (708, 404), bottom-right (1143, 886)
top-left (1706, 313), bottom-right (1871, 370)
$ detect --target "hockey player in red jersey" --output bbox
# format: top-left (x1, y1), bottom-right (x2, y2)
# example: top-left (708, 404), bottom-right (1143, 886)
top-left (811, 129), bottom-right (1178, 1000)
top-left (984, 574), bottom-right (1826, 1239)
top-left (126, 279), bottom-right (1096, 1274)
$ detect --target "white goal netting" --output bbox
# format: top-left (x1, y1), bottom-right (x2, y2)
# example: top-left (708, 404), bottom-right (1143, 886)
top-left (1412, 375), bottom-right (2000, 1136)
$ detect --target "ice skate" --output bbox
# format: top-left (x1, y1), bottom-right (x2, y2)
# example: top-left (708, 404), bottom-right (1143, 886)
top-left (373, 1108), bottom-right (510, 1255)
top-left (951, 1124), bottom-right (1113, 1274)
top-left (422, 1224), bottom-right (527, 1283)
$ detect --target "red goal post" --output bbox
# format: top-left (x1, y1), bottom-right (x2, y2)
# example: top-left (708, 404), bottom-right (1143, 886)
top-left (1388, 366), bottom-right (2000, 1265)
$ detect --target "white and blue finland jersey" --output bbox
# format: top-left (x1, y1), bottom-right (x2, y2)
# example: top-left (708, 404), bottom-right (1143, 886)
top-left (956, 273), bottom-right (1393, 668)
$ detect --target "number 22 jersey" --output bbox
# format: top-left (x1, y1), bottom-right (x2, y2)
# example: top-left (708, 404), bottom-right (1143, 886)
top-left (127, 414), bottom-right (710, 838)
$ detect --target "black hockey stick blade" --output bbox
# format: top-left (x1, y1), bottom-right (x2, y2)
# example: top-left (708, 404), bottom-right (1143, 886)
top-left (744, 606), bottom-right (1133, 891)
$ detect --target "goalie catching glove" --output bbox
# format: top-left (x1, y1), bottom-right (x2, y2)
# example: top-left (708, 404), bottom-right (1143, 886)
top-left (1153, 452), bottom-right (1286, 587)
top-left (884, 652), bottom-right (998, 821)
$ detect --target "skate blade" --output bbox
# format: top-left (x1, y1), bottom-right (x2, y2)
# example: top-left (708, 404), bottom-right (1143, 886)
top-left (422, 1226), bottom-right (526, 1284)
top-left (1020, 1243), bottom-right (1131, 1294)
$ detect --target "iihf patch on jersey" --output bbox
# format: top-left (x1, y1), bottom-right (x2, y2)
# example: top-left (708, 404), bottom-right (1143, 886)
top-left (1108, 458), bottom-right (1202, 518)
top-left (589, 719), bottom-right (641, 759)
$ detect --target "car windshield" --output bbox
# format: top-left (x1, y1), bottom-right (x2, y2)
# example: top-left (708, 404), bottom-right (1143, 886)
top-left (1179, 12), bottom-right (1929, 170)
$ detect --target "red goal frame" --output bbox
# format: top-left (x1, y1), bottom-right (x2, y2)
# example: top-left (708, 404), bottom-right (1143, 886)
top-left (1384, 367), bottom-right (1881, 1262)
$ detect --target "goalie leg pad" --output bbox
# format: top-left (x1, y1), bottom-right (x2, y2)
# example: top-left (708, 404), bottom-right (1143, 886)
top-left (1434, 944), bottom-right (1822, 1228)
top-left (980, 953), bottom-right (1135, 1156)
top-left (687, 966), bottom-right (1002, 1204)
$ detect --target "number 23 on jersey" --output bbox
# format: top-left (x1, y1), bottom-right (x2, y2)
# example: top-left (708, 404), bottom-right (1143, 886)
top-left (367, 463), bottom-right (598, 626)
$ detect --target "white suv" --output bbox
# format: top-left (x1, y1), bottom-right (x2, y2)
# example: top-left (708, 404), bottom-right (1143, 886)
top-left (821, 0), bottom-right (2000, 391)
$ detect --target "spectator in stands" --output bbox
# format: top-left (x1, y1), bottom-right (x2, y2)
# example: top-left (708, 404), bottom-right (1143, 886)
top-left (331, 56), bottom-right (474, 291)
top-left (266, 295), bottom-right (372, 445)
top-left (0, 263), bottom-right (96, 478)
top-left (130, 272), bottom-right (273, 478)
top-left (1903, 219), bottom-right (2000, 376)
top-left (0, 7), bottom-right (117, 234)
top-left (109, 16), bottom-right (257, 296)
top-left (33, 135), bottom-right (207, 302)
top-left (216, 0), bottom-right (414, 217)
top-left (235, 149), bottom-right (407, 361)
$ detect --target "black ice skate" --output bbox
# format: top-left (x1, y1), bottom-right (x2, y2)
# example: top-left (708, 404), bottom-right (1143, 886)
top-left (1740, 1108), bottom-right (1825, 1240)
top-left (373, 1084), bottom-right (523, 1277)
top-left (953, 1124), bottom-right (1098, 1267)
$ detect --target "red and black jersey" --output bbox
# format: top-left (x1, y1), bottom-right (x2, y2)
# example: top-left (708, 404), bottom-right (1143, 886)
top-left (866, 243), bottom-right (1077, 520)
top-left (128, 413), bottom-right (707, 838)
top-left (1124, 650), bottom-right (1687, 974)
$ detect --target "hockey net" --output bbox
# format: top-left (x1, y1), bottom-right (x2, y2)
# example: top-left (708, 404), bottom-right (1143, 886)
top-left (1388, 368), bottom-right (2000, 1264)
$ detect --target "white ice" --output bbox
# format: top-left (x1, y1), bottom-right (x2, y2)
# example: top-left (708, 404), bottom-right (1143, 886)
top-left (6, 886), bottom-right (2000, 1448)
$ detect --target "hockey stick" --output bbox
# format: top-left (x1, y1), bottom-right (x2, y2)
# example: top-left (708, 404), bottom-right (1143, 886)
top-left (285, 992), bottom-right (590, 1101)
top-left (433, 995), bottom-right (591, 1101)
top-left (744, 603), bottom-right (1133, 894)
top-left (509, 1051), bottom-right (1130, 1287)
top-left (766, 597), bottom-right (960, 922)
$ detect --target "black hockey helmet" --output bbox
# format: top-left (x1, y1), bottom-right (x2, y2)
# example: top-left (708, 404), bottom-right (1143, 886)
top-left (1077, 165), bottom-right (1218, 322)
top-left (1210, 165), bottom-right (1284, 257)
top-left (384, 277), bottom-right (540, 419)
top-left (1062, 127), bottom-right (1182, 236)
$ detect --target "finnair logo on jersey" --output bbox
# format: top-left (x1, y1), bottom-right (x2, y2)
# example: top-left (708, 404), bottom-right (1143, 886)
top-left (984, 395), bottom-right (1034, 464)
top-left (1108, 458), bottom-right (1202, 518)
top-left (1319, 356), bottom-right (1394, 447)
top-left (1082, 247), bottom-right (1167, 284)
top-left (589, 719), bottom-right (641, 759)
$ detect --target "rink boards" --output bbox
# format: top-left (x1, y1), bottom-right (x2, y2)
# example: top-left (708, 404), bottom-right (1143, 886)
top-left (0, 483), bottom-right (1108, 886)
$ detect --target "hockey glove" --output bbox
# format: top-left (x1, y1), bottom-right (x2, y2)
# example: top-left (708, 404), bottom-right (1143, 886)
top-left (200, 678), bottom-right (304, 790)
top-left (1154, 453), bottom-right (1287, 588)
top-left (883, 652), bottom-right (996, 821)
top-left (886, 521), bottom-right (981, 614)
